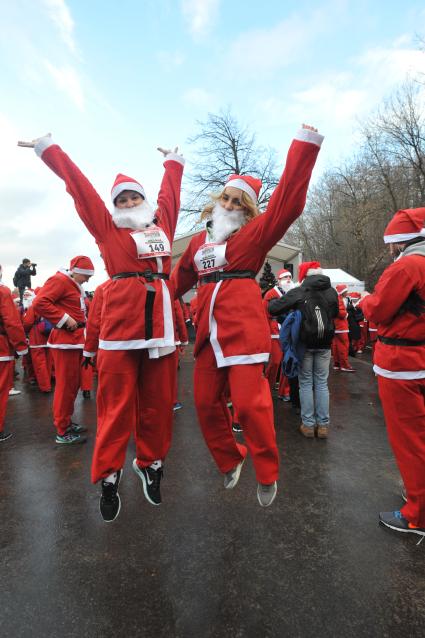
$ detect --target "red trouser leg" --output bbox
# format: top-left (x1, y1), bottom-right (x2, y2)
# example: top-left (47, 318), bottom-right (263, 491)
top-left (194, 343), bottom-right (279, 484)
top-left (51, 349), bottom-right (82, 435)
top-left (0, 361), bottom-right (13, 431)
top-left (80, 363), bottom-right (93, 391)
top-left (92, 349), bottom-right (176, 483)
top-left (377, 376), bottom-right (425, 527)
top-left (278, 374), bottom-right (290, 397)
top-left (173, 349), bottom-right (179, 403)
top-left (30, 347), bottom-right (52, 392)
top-left (334, 334), bottom-right (350, 368)
top-left (265, 340), bottom-right (281, 391)
top-left (331, 339), bottom-right (338, 365)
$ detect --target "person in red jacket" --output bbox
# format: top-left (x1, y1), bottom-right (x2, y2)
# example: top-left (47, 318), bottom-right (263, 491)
top-left (171, 124), bottom-right (323, 507)
top-left (332, 284), bottom-right (355, 372)
top-left (263, 269), bottom-right (292, 398)
top-left (0, 273), bottom-right (28, 441)
top-left (173, 298), bottom-right (189, 411)
top-left (33, 256), bottom-right (94, 444)
top-left (20, 133), bottom-right (184, 523)
top-left (22, 289), bottom-right (53, 392)
top-left (360, 207), bottom-right (425, 538)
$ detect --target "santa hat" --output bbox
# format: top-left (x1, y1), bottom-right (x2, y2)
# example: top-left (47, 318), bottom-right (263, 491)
top-left (383, 207), bottom-right (425, 244)
top-left (111, 173), bottom-right (146, 203)
top-left (69, 256), bottom-right (95, 276)
top-left (225, 174), bottom-right (262, 203)
top-left (336, 284), bottom-right (348, 295)
top-left (277, 268), bottom-right (292, 280)
top-left (350, 291), bottom-right (361, 299)
top-left (298, 261), bottom-right (322, 282)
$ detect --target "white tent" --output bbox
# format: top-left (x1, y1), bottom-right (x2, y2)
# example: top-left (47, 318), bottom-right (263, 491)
top-left (322, 268), bottom-right (365, 293)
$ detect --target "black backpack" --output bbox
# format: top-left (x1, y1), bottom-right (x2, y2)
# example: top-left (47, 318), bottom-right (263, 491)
top-left (300, 289), bottom-right (335, 348)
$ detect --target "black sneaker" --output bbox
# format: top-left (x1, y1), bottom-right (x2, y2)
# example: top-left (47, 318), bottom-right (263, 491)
top-left (0, 431), bottom-right (13, 442)
top-left (132, 459), bottom-right (162, 506)
top-left (232, 422), bottom-right (243, 433)
top-left (379, 510), bottom-right (425, 538)
top-left (55, 432), bottom-right (87, 445)
top-left (100, 470), bottom-right (122, 523)
top-left (66, 421), bottom-right (88, 434)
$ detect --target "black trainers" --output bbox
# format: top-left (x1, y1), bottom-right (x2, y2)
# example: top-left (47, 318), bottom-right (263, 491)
top-left (66, 421), bottom-right (88, 434)
top-left (232, 422), bottom-right (243, 433)
top-left (100, 470), bottom-right (122, 523)
top-left (132, 459), bottom-right (162, 506)
top-left (379, 510), bottom-right (425, 538)
top-left (55, 432), bottom-right (87, 445)
top-left (0, 431), bottom-right (13, 442)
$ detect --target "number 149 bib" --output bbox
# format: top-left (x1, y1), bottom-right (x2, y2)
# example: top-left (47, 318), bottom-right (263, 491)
top-left (130, 226), bottom-right (171, 259)
top-left (194, 242), bottom-right (228, 274)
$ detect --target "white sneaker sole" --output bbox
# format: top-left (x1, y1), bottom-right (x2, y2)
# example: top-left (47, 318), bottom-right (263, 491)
top-left (100, 470), bottom-right (123, 523)
top-left (379, 518), bottom-right (425, 537)
top-left (224, 458), bottom-right (245, 490)
top-left (257, 482), bottom-right (278, 507)
top-left (132, 459), bottom-right (161, 506)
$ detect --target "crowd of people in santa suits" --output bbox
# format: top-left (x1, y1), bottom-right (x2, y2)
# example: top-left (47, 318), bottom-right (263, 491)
top-left (0, 124), bottom-right (422, 540)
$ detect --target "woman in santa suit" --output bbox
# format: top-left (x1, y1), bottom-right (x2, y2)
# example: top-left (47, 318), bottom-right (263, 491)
top-left (171, 124), bottom-right (323, 507)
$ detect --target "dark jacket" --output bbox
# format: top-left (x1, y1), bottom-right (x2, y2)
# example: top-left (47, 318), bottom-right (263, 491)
top-left (13, 264), bottom-right (36, 289)
top-left (269, 274), bottom-right (339, 347)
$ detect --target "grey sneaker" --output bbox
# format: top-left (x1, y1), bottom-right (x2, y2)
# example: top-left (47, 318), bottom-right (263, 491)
top-left (223, 459), bottom-right (245, 490)
top-left (257, 481), bottom-right (277, 507)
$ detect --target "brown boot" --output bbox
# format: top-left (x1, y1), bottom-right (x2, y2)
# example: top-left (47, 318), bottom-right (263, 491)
top-left (300, 424), bottom-right (315, 438)
top-left (317, 425), bottom-right (329, 439)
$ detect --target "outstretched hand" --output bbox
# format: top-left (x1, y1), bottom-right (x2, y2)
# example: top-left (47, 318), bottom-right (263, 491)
top-left (157, 146), bottom-right (180, 157)
top-left (301, 123), bottom-right (318, 133)
top-left (17, 133), bottom-right (51, 148)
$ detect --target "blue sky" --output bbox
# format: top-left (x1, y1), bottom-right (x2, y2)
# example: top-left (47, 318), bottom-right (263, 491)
top-left (1, 0), bottom-right (425, 289)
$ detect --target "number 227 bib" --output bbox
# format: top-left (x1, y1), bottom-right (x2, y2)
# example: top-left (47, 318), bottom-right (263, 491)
top-left (130, 226), bottom-right (171, 259)
top-left (194, 242), bottom-right (228, 275)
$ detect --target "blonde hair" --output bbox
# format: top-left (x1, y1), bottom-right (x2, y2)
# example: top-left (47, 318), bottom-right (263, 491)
top-left (200, 189), bottom-right (260, 223)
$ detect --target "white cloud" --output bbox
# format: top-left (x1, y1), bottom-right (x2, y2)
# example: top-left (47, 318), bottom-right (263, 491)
top-left (44, 61), bottom-right (85, 111)
top-left (182, 88), bottom-right (215, 108)
top-left (181, 0), bottom-right (220, 38)
top-left (42, 0), bottom-right (77, 54)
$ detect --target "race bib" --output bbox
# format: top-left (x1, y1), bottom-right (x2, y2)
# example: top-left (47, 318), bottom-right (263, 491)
top-left (131, 226), bottom-right (171, 259)
top-left (194, 242), bottom-right (228, 274)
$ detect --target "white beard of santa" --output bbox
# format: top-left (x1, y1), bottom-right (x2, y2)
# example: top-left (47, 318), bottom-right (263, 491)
top-left (211, 203), bottom-right (246, 243)
top-left (22, 295), bottom-right (35, 310)
top-left (111, 200), bottom-right (155, 230)
top-left (280, 280), bottom-right (294, 294)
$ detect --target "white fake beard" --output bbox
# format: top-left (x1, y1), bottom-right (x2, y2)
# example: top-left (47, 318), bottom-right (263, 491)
top-left (22, 296), bottom-right (34, 310)
top-left (280, 280), bottom-right (294, 294)
top-left (111, 200), bottom-right (155, 230)
top-left (211, 203), bottom-right (246, 243)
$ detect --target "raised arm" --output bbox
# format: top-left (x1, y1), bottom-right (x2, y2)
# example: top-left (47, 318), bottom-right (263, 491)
top-left (18, 134), bottom-right (113, 242)
top-left (155, 146), bottom-right (185, 239)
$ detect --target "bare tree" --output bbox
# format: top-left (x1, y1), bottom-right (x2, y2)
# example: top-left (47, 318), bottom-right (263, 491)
top-left (178, 110), bottom-right (279, 233)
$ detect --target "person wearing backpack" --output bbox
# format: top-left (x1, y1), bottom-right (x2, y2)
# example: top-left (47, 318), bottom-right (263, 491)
top-left (13, 259), bottom-right (37, 305)
top-left (268, 261), bottom-right (338, 439)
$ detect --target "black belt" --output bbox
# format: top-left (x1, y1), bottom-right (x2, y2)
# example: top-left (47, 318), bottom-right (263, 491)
top-left (199, 270), bottom-right (256, 285)
top-left (378, 336), bottom-right (425, 346)
top-left (112, 271), bottom-right (169, 282)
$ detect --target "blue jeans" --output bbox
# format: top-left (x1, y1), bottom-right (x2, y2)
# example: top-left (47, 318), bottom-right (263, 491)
top-left (298, 349), bottom-right (331, 428)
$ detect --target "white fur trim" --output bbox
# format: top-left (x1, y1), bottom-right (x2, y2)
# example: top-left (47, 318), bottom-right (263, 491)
top-left (306, 268), bottom-right (323, 277)
top-left (271, 335), bottom-right (280, 339)
top-left (148, 345), bottom-right (176, 359)
top-left (164, 153), bottom-right (185, 166)
top-left (83, 351), bottom-right (96, 357)
top-left (47, 343), bottom-right (84, 349)
top-left (57, 313), bottom-right (69, 328)
top-left (72, 267), bottom-right (94, 275)
top-left (30, 345), bottom-right (49, 349)
top-left (111, 181), bottom-right (146, 203)
top-left (225, 178), bottom-right (257, 203)
top-left (16, 348), bottom-right (29, 356)
top-left (273, 286), bottom-right (283, 297)
top-left (383, 229), bottom-right (425, 243)
top-left (34, 135), bottom-right (55, 157)
top-left (0, 356), bottom-right (14, 361)
top-left (294, 129), bottom-right (324, 147)
top-left (335, 329), bottom-right (349, 334)
top-left (373, 364), bottom-right (425, 379)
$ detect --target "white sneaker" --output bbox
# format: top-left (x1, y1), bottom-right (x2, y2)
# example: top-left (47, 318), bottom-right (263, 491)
top-left (257, 481), bottom-right (277, 507)
top-left (223, 459), bottom-right (245, 489)
top-left (8, 388), bottom-right (21, 396)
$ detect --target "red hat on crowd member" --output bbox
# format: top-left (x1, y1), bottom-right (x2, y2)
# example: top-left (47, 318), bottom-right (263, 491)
top-left (350, 291), bottom-right (361, 299)
top-left (225, 174), bottom-right (262, 203)
top-left (298, 261), bottom-right (322, 283)
top-left (383, 207), bottom-right (425, 244)
top-left (111, 173), bottom-right (146, 204)
top-left (277, 268), bottom-right (292, 280)
top-left (69, 256), bottom-right (95, 276)
top-left (336, 284), bottom-right (348, 295)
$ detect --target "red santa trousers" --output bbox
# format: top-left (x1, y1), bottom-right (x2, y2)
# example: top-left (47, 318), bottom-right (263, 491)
top-left (92, 349), bottom-right (175, 483)
top-left (194, 342), bottom-right (279, 484)
top-left (331, 333), bottom-right (350, 368)
top-left (80, 363), bottom-right (94, 392)
top-left (50, 349), bottom-right (82, 435)
top-left (378, 376), bottom-right (425, 528)
top-left (265, 339), bottom-right (282, 390)
top-left (0, 361), bottom-right (14, 431)
top-left (31, 347), bottom-right (53, 392)
top-left (278, 373), bottom-right (290, 398)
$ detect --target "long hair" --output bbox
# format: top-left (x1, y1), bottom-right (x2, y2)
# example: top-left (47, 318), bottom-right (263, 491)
top-left (200, 189), bottom-right (260, 223)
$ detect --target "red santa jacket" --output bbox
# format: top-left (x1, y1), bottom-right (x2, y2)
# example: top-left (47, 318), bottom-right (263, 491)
top-left (359, 250), bottom-right (425, 378)
top-left (83, 281), bottom-right (110, 357)
top-left (174, 300), bottom-right (189, 346)
top-left (33, 271), bottom-right (86, 349)
top-left (263, 286), bottom-right (283, 339)
top-left (334, 296), bottom-right (349, 333)
top-left (189, 295), bottom-right (198, 327)
top-left (36, 140), bottom-right (184, 353)
top-left (171, 130), bottom-right (322, 367)
top-left (0, 283), bottom-right (28, 360)
top-left (22, 305), bottom-right (49, 348)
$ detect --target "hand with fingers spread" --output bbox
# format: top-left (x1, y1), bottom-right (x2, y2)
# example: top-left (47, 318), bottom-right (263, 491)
top-left (18, 133), bottom-right (52, 148)
top-left (301, 123), bottom-right (318, 133)
top-left (157, 146), bottom-right (181, 157)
